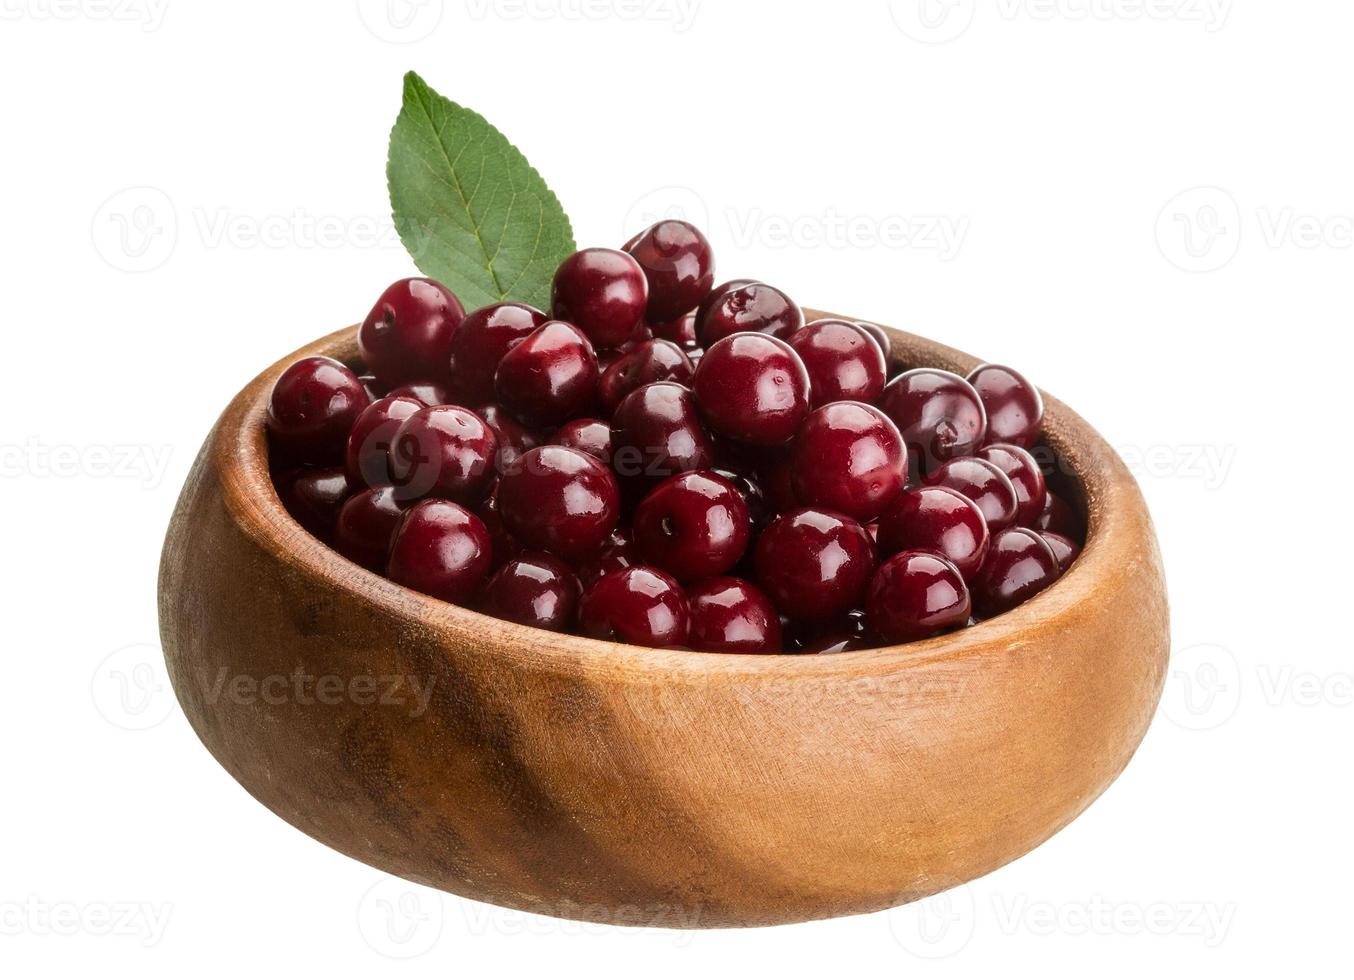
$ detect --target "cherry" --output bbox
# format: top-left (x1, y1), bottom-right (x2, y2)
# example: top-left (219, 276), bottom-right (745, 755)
top-left (754, 508), bottom-right (876, 623)
top-left (879, 368), bottom-right (987, 475)
top-left (790, 402), bottom-right (907, 522)
top-left (788, 319), bottom-right (887, 406)
top-left (276, 466), bottom-right (351, 542)
top-left (550, 418), bottom-right (612, 463)
top-left (266, 356), bottom-right (371, 465)
top-left (473, 403), bottom-right (538, 471)
top-left (446, 301), bottom-right (547, 405)
top-left (1035, 491), bottom-right (1083, 539)
top-left (386, 499), bottom-right (493, 604)
top-left (334, 486), bottom-right (407, 572)
top-left (578, 566), bottom-right (690, 647)
top-left (696, 281), bottom-right (803, 345)
top-left (389, 405), bottom-right (498, 504)
top-left (494, 320), bottom-right (599, 427)
top-left (866, 551), bottom-right (971, 643)
top-left (344, 395), bottom-right (424, 488)
top-left (687, 577), bottom-right (782, 653)
top-left (1039, 531), bottom-right (1081, 573)
top-left (551, 247), bottom-right (648, 349)
top-left (852, 320), bottom-right (892, 363)
top-left (358, 374), bottom-right (386, 401)
top-left (967, 363), bottom-right (1043, 448)
top-left (480, 552), bottom-right (580, 632)
top-left (609, 381), bottom-right (716, 482)
top-left (496, 446), bottom-right (620, 560)
top-left (695, 278), bottom-right (755, 328)
top-left (623, 220), bottom-right (715, 322)
top-left (387, 381), bottom-right (450, 406)
top-left (692, 333), bottom-right (811, 446)
top-left (476, 483), bottom-right (521, 570)
top-left (648, 313), bottom-right (697, 347)
top-left (632, 471), bottom-right (751, 582)
top-left (925, 456), bottom-right (1018, 532)
top-left (972, 527), bottom-right (1061, 617)
top-left (597, 338), bottom-right (694, 414)
top-left (978, 443), bottom-right (1047, 526)
top-left (358, 277), bottom-right (465, 386)
top-left (876, 485), bottom-right (990, 579)
top-left (711, 466), bottom-right (771, 530)
top-left (575, 528), bottom-right (640, 587)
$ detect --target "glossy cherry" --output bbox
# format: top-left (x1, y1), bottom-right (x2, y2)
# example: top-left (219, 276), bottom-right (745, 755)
top-left (691, 333), bottom-right (811, 446)
top-left (333, 486), bottom-right (407, 572)
top-left (358, 277), bottom-right (465, 386)
top-left (788, 319), bottom-right (887, 406)
top-left (597, 338), bottom-right (694, 414)
top-left (754, 508), bottom-right (876, 623)
top-left (550, 418), bottom-right (612, 463)
top-left (925, 456), bottom-right (1019, 532)
top-left (866, 551), bottom-right (971, 643)
top-left (389, 405), bottom-right (498, 504)
top-left (344, 395), bottom-right (424, 488)
top-left (493, 320), bottom-right (599, 427)
top-left (386, 381), bottom-right (449, 406)
top-left (879, 368), bottom-right (987, 476)
top-left (575, 528), bottom-right (641, 587)
top-left (578, 565), bottom-right (690, 647)
top-left (276, 466), bottom-right (351, 542)
top-left (551, 247), bottom-right (648, 349)
top-left (496, 446), bottom-right (620, 560)
top-left (972, 527), bottom-right (1061, 617)
top-left (266, 356), bottom-right (371, 465)
top-left (1035, 492), bottom-right (1083, 539)
top-left (473, 403), bottom-right (538, 472)
top-left (480, 552), bottom-right (580, 632)
top-left (686, 577), bottom-right (782, 653)
top-left (790, 402), bottom-right (907, 522)
top-left (875, 485), bottom-right (990, 578)
top-left (386, 499), bottom-right (493, 604)
top-left (978, 443), bottom-right (1047, 526)
top-left (1039, 531), bottom-right (1081, 573)
top-left (711, 466), bottom-right (771, 530)
top-left (623, 220), bottom-right (715, 322)
top-left (696, 281), bottom-right (803, 345)
top-left (968, 363), bottom-right (1043, 448)
top-left (648, 313), bottom-right (697, 347)
top-left (446, 301), bottom-right (548, 405)
top-left (632, 471), bottom-right (751, 582)
top-left (852, 320), bottom-right (892, 363)
top-left (476, 483), bottom-right (521, 570)
top-left (609, 381), bottom-right (716, 482)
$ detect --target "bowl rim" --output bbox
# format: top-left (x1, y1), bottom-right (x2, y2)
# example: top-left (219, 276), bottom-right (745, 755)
top-left (217, 312), bottom-right (1139, 679)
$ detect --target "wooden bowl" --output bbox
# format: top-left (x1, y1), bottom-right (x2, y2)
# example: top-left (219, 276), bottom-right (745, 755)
top-left (159, 312), bottom-right (1168, 928)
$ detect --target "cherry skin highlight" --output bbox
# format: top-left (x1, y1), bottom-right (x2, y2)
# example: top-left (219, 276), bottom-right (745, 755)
top-left (446, 301), bottom-right (547, 405)
top-left (480, 552), bottom-right (580, 633)
top-left (551, 247), bottom-right (648, 350)
top-left (267, 356), bottom-right (371, 465)
top-left (968, 363), bottom-right (1043, 448)
top-left (389, 405), bottom-right (498, 505)
top-left (623, 220), bottom-right (715, 323)
top-left (578, 565), bottom-right (690, 647)
top-left (494, 320), bottom-right (600, 427)
top-left (788, 319), bottom-right (888, 407)
top-left (754, 508), bottom-right (876, 624)
top-left (879, 368), bottom-right (987, 476)
top-left (691, 333), bottom-right (811, 446)
top-left (925, 456), bottom-right (1019, 532)
top-left (875, 485), bottom-right (990, 579)
top-left (334, 486), bottom-right (407, 572)
top-left (550, 418), bottom-right (612, 463)
top-left (972, 527), bottom-right (1061, 617)
top-left (866, 550), bottom-right (972, 643)
top-left (344, 395), bottom-right (424, 488)
top-left (631, 470), bottom-right (751, 582)
top-left (495, 445), bottom-right (620, 560)
top-left (358, 277), bottom-right (465, 386)
top-left (598, 338), bottom-right (694, 414)
top-left (686, 577), bottom-right (783, 653)
top-left (609, 381), bottom-right (716, 483)
top-left (790, 401), bottom-right (907, 523)
top-left (386, 499), bottom-right (493, 604)
top-left (978, 443), bottom-right (1047, 527)
top-left (697, 281), bottom-right (803, 345)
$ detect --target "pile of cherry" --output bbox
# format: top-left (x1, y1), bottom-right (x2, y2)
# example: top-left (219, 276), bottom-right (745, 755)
top-left (266, 220), bottom-right (1083, 653)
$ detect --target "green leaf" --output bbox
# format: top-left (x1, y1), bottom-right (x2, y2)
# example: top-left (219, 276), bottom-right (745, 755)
top-left (387, 72), bottom-right (575, 312)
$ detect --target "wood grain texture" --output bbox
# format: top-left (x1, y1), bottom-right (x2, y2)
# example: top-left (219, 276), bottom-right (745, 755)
top-left (158, 313), bottom-right (1169, 928)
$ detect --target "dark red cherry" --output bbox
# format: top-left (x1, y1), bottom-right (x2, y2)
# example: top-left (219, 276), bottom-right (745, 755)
top-left (389, 405), bottom-right (498, 505)
top-left (972, 527), bottom-right (1061, 617)
top-left (386, 380), bottom-right (449, 406)
top-left (790, 402), bottom-right (907, 522)
top-left (609, 381), bottom-right (716, 483)
top-left (1039, 531), bottom-right (1081, 573)
top-left (978, 443), bottom-right (1047, 526)
top-left (696, 281), bottom-right (804, 345)
top-left (687, 577), bottom-right (782, 653)
top-left (578, 565), bottom-right (690, 646)
top-left (852, 320), bottom-right (892, 363)
top-left (691, 333), bottom-right (811, 446)
top-left (333, 486), bottom-right (407, 572)
top-left (632, 471), bottom-right (751, 582)
top-left (496, 446), bottom-right (620, 560)
top-left (358, 374), bottom-right (386, 401)
top-left (266, 356), bottom-right (371, 465)
top-left (446, 301), bottom-right (548, 405)
top-left (1035, 492), bottom-right (1084, 539)
top-left (968, 364), bottom-right (1043, 448)
top-left (925, 456), bottom-right (1019, 532)
top-left (623, 220), bottom-right (715, 322)
top-left (597, 338), bottom-right (694, 414)
top-left (757, 454), bottom-right (800, 515)
top-left (494, 320), bottom-right (599, 427)
top-left (276, 466), bottom-right (351, 542)
top-left (358, 277), bottom-right (465, 386)
top-left (473, 403), bottom-right (538, 472)
top-left (879, 368), bottom-right (987, 476)
top-left (550, 418), bottom-right (612, 463)
top-left (866, 551), bottom-right (971, 643)
top-left (575, 527), bottom-right (640, 588)
top-left (875, 485), bottom-right (990, 579)
top-left (648, 313), bottom-right (697, 347)
top-left (788, 319), bottom-right (887, 406)
top-left (754, 508), bottom-right (876, 623)
top-left (344, 395), bottom-right (424, 488)
top-left (480, 552), bottom-right (580, 632)
top-left (386, 499), bottom-right (493, 604)
top-left (476, 483), bottom-right (521, 570)
top-left (551, 247), bottom-right (648, 350)
top-left (695, 278), bottom-right (755, 329)
top-left (711, 466), bottom-right (771, 530)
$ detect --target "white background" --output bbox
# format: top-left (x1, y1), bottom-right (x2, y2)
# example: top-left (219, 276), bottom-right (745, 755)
top-left (2, 0), bottom-right (1350, 975)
